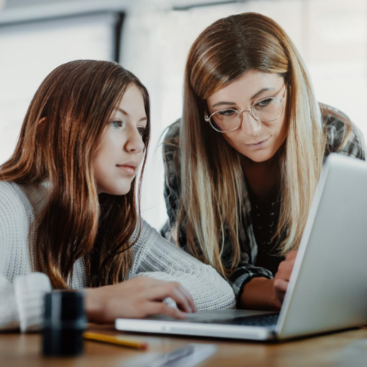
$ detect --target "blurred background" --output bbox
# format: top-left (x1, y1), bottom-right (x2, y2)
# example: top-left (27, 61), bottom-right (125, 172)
top-left (0, 0), bottom-right (366, 230)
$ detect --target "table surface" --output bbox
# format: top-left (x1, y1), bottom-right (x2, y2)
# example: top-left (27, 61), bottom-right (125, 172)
top-left (2, 325), bottom-right (367, 367)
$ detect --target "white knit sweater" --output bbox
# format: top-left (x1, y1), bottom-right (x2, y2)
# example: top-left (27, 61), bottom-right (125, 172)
top-left (0, 181), bottom-right (235, 332)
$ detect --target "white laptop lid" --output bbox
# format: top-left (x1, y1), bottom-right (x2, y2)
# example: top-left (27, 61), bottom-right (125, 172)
top-left (116, 154), bottom-right (367, 341)
top-left (276, 153), bottom-right (367, 339)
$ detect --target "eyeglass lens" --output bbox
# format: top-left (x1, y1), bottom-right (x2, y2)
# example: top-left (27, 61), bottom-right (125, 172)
top-left (210, 97), bottom-right (284, 132)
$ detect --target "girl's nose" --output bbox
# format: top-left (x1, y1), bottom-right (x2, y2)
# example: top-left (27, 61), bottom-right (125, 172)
top-left (125, 127), bottom-right (145, 153)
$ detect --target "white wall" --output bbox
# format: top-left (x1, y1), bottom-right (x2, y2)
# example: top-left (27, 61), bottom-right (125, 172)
top-left (0, 13), bottom-right (116, 167)
top-left (0, 0), bottom-right (366, 232)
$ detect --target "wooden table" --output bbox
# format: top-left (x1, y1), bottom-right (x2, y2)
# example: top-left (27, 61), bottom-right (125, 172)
top-left (2, 325), bottom-right (367, 367)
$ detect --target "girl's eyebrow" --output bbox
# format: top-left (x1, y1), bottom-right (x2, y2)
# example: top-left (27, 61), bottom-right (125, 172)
top-left (211, 87), bottom-right (275, 108)
top-left (113, 107), bottom-right (147, 122)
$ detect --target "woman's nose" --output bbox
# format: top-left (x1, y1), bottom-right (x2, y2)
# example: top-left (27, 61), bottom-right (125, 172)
top-left (240, 111), bottom-right (262, 136)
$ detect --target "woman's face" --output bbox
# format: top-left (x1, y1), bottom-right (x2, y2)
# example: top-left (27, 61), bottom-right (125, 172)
top-left (206, 70), bottom-right (287, 163)
top-left (93, 84), bottom-right (147, 195)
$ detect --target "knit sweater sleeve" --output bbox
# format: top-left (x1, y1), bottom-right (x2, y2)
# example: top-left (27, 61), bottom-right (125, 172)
top-left (0, 182), bottom-right (51, 332)
top-left (129, 219), bottom-right (236, 311)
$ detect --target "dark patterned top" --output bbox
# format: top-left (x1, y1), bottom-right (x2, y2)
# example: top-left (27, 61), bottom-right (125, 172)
top-left (247, 185), bottom-right (283, 277)
top-left (161, 104), bottom-right (366, 300)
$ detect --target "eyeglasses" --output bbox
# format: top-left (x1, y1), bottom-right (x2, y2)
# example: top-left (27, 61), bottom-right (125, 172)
top-left (204, 87), bottom-right (286, 133)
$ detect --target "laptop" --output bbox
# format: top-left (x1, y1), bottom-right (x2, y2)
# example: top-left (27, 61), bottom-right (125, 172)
top-left (116, 153), bottom-right (367, 341)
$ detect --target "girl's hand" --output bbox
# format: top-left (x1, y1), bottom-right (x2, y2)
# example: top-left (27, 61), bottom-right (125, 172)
top-left (85, 276), bottom-right (197, 323)
top-left (273, 250), bottom-right (298, 304)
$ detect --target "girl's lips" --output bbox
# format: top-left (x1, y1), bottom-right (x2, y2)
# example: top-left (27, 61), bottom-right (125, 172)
top-left (116, 165), bottom-right (136, 176)
top-left (245, 136), bottom-right (270, 149)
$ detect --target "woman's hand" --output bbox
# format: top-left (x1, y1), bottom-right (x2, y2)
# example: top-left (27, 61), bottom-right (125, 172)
top-left (273, 250), bottom-right (298, 304)
top-left (84, 276), bottom-right (197, 323)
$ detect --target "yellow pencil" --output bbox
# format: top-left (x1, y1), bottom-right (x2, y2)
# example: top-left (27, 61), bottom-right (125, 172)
top-left (83, 331), bottom-right (148, 350)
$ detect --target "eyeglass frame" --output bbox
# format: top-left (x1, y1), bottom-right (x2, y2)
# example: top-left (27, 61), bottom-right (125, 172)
top-left (204, 85), bottom-right (287, 133)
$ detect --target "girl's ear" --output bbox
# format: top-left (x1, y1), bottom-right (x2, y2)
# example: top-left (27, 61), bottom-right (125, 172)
top-left (38, 117), bottom-right (46, 126)
top-left (36, 117), bottom-right (47, 137)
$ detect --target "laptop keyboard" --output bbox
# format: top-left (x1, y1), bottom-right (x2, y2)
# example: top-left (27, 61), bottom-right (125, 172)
top-left (196, 313), bottom-right (279, 327)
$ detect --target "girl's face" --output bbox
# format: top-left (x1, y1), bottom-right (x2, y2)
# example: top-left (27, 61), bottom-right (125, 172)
top-left (206, 70), bottom-right (287, 163)
top-left (93, 84), bottom-right (147, 195)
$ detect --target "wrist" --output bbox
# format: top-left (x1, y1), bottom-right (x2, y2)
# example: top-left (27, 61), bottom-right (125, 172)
top-left (265, 279), bottom-right (282, 310)
top-left (239, 277), bottom-right (281, 311)
top-left (84, 288), bottom-right (104, 322)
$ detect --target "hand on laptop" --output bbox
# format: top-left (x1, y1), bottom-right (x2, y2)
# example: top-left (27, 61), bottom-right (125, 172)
top-left (84, 276), bottom-right (196, 323)
top-left (273, 250), bottom-right (298, 304)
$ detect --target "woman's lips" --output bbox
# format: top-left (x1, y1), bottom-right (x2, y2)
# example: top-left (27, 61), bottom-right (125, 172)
top-left (245, 136), bottom-right (270, 150)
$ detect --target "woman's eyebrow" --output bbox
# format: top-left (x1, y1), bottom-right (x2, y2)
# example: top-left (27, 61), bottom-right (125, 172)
top-left (250, 87), bottom-right (275, 100)
top-left (211, 87), bottom-right (276, 108)
top-left (212, 101), bottom-right (236, 108)
top-left (114, 107), bottom-right (147, 122)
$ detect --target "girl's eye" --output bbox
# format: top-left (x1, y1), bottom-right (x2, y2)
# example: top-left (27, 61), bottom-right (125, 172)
top-left (112, 120), bottom-right (125, 128)
top-left (256, 98), bottom-right (273, 108)
top-left (137, 126), bottom-right (147, 136)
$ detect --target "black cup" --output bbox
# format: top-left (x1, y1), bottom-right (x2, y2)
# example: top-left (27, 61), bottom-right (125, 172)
top-left (43, 290), bottom-right (86, 357)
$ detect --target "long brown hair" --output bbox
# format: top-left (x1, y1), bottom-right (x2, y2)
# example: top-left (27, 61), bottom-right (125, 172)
top-left (0, 60), bottom-right (150, 288)
top-left (166, 12), bottom-right (328, 277)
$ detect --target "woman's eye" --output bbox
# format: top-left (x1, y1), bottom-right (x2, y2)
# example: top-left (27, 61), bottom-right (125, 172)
top-left (256, 98), bottom-right (273, 108)
top-left (112, 120), bottom-right (125, 128)
top-left (219, 109), bottom-right (236, 116)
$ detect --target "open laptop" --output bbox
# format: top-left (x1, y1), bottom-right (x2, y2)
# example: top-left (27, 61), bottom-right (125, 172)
top-left (116, 154), bottom-right (367, 341)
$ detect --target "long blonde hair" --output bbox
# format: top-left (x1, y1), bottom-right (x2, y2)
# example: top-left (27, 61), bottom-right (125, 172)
top-left (0, 60), bottom-right (150, 288)
top-left (168, 12), bottom-right (327, 278)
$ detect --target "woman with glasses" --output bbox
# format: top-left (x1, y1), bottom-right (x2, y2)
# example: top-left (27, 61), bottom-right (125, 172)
top-left (161, 12), bottom-right (365, 310)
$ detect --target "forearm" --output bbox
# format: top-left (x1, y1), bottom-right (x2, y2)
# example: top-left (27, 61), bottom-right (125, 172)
top-left (140, 269), bottom-right (235, 311)
top-left (239, 278), bottom-right (281, 311)
top-left (131, 221), bottom-right (235, 311)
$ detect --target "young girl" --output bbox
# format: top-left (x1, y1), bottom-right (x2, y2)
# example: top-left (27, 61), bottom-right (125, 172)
top-left (0, 60), bottom-right (235, 332)
top-left (161, 13), bottom-right (365, 311)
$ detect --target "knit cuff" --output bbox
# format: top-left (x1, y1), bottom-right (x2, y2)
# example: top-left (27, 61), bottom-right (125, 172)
top-left (14, 273), bottom-right (52, 333)
top-left (0, 276), bottom-right (20, 330)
